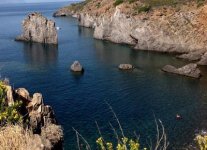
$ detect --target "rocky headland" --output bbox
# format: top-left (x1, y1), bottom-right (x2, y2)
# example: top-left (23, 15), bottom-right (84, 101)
top-left (54, 0), bottom-right (207, 65)
top-left (16, 12), bottom-right (58, 45)
top-left (0, 79), bottom-right (63, 150)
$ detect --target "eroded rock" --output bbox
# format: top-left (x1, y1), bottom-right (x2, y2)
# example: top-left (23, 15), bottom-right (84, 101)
top-left (197, 52), bottom-right (207, 65)
top-left (118, 64), bottom-right (133, 70)
top-left (5, 85), bottom-right (14, 106)
top-left (15, 88), bottom-right (30, 100)
top-left (177, 51), bottom-right (203, 61)
top-left (70, 61), bottom-right (84, 72)
top-left (16, 12), bottom-right (58, 44)
top-left (162, 63), bottom-right (201, 78)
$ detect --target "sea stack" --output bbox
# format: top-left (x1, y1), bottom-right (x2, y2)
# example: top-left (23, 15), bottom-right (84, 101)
top-left (70, 61), bottom-right (84, 72)
top-left (15, 12), bottom-right (58, 45)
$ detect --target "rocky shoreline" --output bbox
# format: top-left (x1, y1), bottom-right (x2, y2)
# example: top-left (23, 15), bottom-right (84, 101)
top-left (1, 79), bottom-right (63, 150)
top-left (53, 1), bottom-right (207, 65)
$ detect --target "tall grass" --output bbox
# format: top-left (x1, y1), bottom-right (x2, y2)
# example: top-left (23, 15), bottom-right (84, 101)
top-left (73, 103), bottom-right (169, 150)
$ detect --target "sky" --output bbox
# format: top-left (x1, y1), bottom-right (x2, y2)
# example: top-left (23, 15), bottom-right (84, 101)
top-left (0, 0), bottom-right (79, 3)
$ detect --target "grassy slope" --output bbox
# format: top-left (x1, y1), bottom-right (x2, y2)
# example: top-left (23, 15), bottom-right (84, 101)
top-left (65, 0), bottom-right (206, 16)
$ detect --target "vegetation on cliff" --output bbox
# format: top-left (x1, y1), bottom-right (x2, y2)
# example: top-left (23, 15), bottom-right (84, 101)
top-left (63, 0), bottom-right (206, 15)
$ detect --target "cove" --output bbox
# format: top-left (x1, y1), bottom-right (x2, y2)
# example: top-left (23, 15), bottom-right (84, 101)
top-left (0, 2), bottom-right (207, 149)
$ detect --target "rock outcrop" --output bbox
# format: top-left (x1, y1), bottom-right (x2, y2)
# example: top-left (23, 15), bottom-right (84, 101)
top-left (70, 61), bottom-right (84, 72)
top-left (197, 52), bottom-right (207, 65)
top-left (2, 80), bottom-right (63, 149)
top-left (162, 63), bottom-right (201, 78)
top-left (118, 64), bottom-right (133, 70)
top-left (16, 12), bottom-right (58, 44)
top-left (54, 1), bottom-right (207, 65)
top-left (53, 8), bottom-right (70, 17)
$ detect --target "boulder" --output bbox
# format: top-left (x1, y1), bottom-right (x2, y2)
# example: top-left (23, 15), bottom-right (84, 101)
top-left (15, 12), bottom-right (58, 44)
top-left (29, 111), bottom-right (42, 133)
top-left (118, 64), bottom-right (133, 70)
top-left (70, 61), bottom-right (84, 72)
top-left (32, 93), bottom-right (43, 110)
top-left (162, 63), bottom-right (201, 78)
top-left (41, 124), bottom-right (63, 149)
top-left (15, 88), bottom-right (30, 100)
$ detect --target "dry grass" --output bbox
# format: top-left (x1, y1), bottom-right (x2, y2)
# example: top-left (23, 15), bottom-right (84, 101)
top-left (0, 125), bottom-right (51, 150)
top-left (41, 124), bottom-right (63, 146)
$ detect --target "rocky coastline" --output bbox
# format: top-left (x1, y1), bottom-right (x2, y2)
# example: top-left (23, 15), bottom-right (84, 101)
top-left (53, 1), bottom-right (207, 65)
top-left (0, 79), bottom-right (63, 150)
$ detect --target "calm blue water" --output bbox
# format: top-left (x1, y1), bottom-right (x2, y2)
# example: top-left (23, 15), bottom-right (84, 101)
top-left (1, 2), bottom-right (207, 149)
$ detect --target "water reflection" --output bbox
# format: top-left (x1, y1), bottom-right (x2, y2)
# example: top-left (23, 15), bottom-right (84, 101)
top-left (94, 40), bottom-right (186, 69)
top-left (23, 43), bottom-right (58, 69)
top-left (78, 26), bottom-right (93, 37)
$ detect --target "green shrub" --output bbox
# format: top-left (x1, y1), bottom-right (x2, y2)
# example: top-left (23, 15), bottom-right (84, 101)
top-left (113, 0), bottom-right (124, 6)
top-left (128, 0), bottom-right (137, 4)
top-left (0, 82), bottom-right (23, 125)
top-left (197, 0), bottom-right (205, 7)
top-left (137, 5), bottom-right (151, 13)
top-left (96, 137), bottom-right (141, 150)
top-left (96, 2), bottom-right (101, 8)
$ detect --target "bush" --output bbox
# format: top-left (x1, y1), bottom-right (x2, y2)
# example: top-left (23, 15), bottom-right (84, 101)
top-left (144, 0), bottom-right (178, 7)
top-left (196, 135), bottom-right (207, 150)
top-left (128, 0), bottom-right (137, 4)
top-left (96, 137), bottom-right (141, 150)
top-left (114, 0), bottom-right (124, 6)
top-left (137, 5), bottom-right (151, 13)
top-left (197, 0), bottom-right (205, 7)
top-left (0, 82), bottom-right (23, 125)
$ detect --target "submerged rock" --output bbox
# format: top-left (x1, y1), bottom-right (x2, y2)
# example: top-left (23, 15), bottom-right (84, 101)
top-left (15, 12), bottom-right (58, 44)
top-left (70, 61), bottom-right (84, 72)
top-left (162, 63), bottom-right (201, 78)
top-left (118, 64), bottom-right (133, 70)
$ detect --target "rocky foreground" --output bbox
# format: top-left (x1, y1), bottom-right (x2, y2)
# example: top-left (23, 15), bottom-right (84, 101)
top-left (54, 0), bottom-right (207, 65)
top-left (0, 80), bottom-right (63, 150)
top-left (16, 12), bottom-right (58, 45)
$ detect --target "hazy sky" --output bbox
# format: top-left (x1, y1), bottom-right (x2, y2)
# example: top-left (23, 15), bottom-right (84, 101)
top-left (0, 0), bottom-right (79, 3)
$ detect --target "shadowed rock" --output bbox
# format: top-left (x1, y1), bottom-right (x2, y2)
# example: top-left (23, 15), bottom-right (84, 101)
top-left (15, 88), bottom-right (30, 100)
top-left (198, 52), bottom-right (207, 65)
top-left (15, 12), bottom-right (58, 44)
top-left (70, 61), bottom-right (84, 72)
top-left (162, 63), bottom-right (201, 78)
top-left (177, 52), bottom-right (203, 61)
top-left (118, 64), bottom-right (133, 70)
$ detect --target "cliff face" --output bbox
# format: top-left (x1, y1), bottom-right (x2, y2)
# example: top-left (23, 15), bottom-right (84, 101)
top-left (54, 0), bottom-right (207, 64)
top-left (16, 12), bottom-right (58, 45)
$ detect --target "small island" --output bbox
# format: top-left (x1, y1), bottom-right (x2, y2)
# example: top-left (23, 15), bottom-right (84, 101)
top-left (15, 12), bottom-right (58, 45)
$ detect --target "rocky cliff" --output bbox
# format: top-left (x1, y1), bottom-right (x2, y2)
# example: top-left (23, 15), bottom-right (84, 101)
top-left (16, 12), bottom-right (58, 45)
top-left (54, 0), bottom-right (207, 65)
top-left (1, 79), bottom-right (63, 150)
